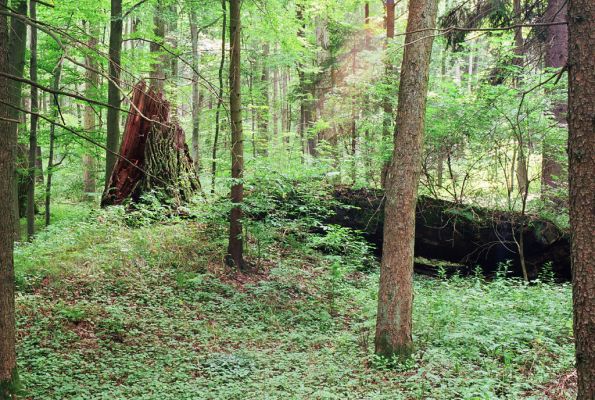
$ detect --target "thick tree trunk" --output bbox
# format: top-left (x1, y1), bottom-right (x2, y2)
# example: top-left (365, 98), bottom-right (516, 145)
top-left (83, 24), bottom-right (99, 201)
top-left (27, 0), bottom-right (39, 240)
top-left (7, 0), bottom-right (27, 241)
top-left (106, 0), bottom-right (123, 187)
top-left (375, 0), bottom-right (438, 358)
top-left (227, 0), bottom-right (245, 269)
top-left (568, 1), bottom-right (595, 397)
top-left (0, 0), bottom-right (18, 394)
top-left (102, 82), bottom-right (200, 207)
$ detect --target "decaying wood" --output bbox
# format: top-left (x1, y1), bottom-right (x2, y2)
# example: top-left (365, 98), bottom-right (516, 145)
top-left (101, 81), bottom-right (200, 207)
top-left (329, 187), bottom-right (571, 281)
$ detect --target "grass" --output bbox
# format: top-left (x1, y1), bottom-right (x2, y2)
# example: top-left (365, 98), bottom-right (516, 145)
top-left (13, 205), bottom-right (575, 399)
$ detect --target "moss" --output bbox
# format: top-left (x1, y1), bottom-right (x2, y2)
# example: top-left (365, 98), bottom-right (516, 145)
top-left (0, 367), bottom-right (21, 400)
top-left (375, 333), bottom-right (414, 361)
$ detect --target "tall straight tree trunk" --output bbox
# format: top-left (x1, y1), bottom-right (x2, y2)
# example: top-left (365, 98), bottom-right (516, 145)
top-left (541, 0), bottom-right (568, 200)
top-left (381, 0), bottom-right (396, 187)
top-left (45, 59), bottom-right (63, 226)
top-left (568, 1), bottom-right (595, 397)
top-left (83, 24), bottom-right (99, 200)
top-left (106, 0), bottom-right (123, 186)
top-left (0, 0), bottom-right (18, 395)
top-left (190, 10), bottom-right (203, 174)
top-left (375, 0), bottom-right (438, 358)
top-left (513, 0), bottom-right (528, 196)
top-left (150, 0), bottom-right (166, 92)
top-left (27, 0), bottom-right (39, 240)
top-left (257, 44), bottom-right (270, 156)
top-left (227, 0), bottom-right (244, 269)
top-left (211, 0), bottom-right (227, 194)
top-left (7, 0), bottom-right (27, 241)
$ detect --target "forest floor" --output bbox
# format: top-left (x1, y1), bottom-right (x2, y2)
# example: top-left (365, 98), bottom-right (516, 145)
top-left (14, 203), bottom-right (576, 399)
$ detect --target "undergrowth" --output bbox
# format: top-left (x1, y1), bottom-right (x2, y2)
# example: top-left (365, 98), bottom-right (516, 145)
top-left (14, 178), bottom-right (575, 399)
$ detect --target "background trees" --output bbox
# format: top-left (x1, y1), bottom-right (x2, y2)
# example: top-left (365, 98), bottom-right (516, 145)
top-left (0, 0), bottom-right (589, 397)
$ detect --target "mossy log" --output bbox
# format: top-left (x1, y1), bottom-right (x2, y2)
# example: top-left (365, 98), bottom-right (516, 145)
top-left (329, 187), bottom-right (571, 281)
top-left (101, 81), bottom-right (200, 207)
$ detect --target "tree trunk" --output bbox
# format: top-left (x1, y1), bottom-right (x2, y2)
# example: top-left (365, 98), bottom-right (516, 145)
top-left (211, 0), bottom-right (227, 194)
top-left (568, 1), bottom-right (595, 397)
top-left (190, 10), bottom-right (203, 175)
top-left (257, 44), bottom-right (270, 156)
top-left (150, 0), bottom-right (167, 92)
top-left (102, 82), bottom-right (200, 207)
top-left (227, 0), bottom-right (245, 269)
top-left (541, 0), bottom-right (568, 202)
top-left (27, 0), bottom-right (39, 240)
top-left (106, 0), bottom-right (123, 186)
top-left (45, 58), bottom-right (63, 226)
top-left (375, 0), bottom-right (438, 358)
top-left (7, 0), bottom-right (27, 241)
top-left (83, 23), bottom-right (99, 201)
top-left (381, 0), bottom-right (396, 187)
top-left (0, 0), bottom-right (18, 393)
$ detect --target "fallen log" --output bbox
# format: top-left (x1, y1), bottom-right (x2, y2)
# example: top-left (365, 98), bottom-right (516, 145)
top-left (101, 82), bottom-right (200, 207)
top-left (328, 187), bottom-right (571, 281)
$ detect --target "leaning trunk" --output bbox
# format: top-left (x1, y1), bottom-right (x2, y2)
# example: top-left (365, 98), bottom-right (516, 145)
top-left (375, 0), bottom-right (438, 358)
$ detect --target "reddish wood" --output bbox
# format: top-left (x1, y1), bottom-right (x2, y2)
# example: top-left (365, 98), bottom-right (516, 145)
top-left (102, 81), bottom-right (196, 206)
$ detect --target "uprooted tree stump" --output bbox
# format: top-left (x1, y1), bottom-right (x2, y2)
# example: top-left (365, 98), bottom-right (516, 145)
top-left (101, 81), bottom-right (200, 208)
top-left (328, 187), bottom-right (571, 281)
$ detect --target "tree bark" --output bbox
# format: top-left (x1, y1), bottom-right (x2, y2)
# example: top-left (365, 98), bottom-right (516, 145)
top-left (541, 0), bottom-right (568, 201)
top-left (83, 23), bottom-right (99, 201)
top-left (375, 0), bottom-right (438, 358)
top-left (257, 44), bottom-right (270, 156)
top-left (27, 0), bottom-right (39, 240)
top-left (106, 0), bottom-right (123, 186)
top-left (381, 0), bottom-right (396, 187)
top-left (150, 0), bottom-right (166, 92)
top-left (211, 0), bottom-right (227, 194)
top-left (190, 10), bottom-right (203, 175)
top-left (7, 0), bottom-right (27, 241)
top-left (0, 0), bottom-right (18, 394)
top-left (568, 0), bottom-right (595, 397)
top-left (45, 58), bottom-right (63, 226)
top-left (227, 0), bottom-right (245, 269)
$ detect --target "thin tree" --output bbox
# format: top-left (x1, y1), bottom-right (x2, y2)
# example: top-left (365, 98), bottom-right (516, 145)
top-left (541, 0), bottom-right (567, 201)
top-left (568, 0), bottom-right (595, 396)
top-left (150, 0), bottom-right (166, 92)
top-left (211, 0), bottom-right (226, 194)
top-left (0, 0), bottom-right (19, 394)
top-left (83, 22), bottom-right (99, 201)
top-left (375, 0), bottom-right (438, 358)
top-left (27, 0), bottom-right (39, 239)
top-left (190, 9), bottom-right (203, 174)
top-left (106, 0), bottom-right (123, 186)
top-left (226, 0), bottom-right (245, 269)
top-left (45, 58), bottom-right (63, 226)
top-left (381, 0), bottom-right (396, 187)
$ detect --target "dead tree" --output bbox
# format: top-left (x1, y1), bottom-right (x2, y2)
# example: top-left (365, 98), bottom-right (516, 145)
top-left (101, 81), bottom-right (200, 208)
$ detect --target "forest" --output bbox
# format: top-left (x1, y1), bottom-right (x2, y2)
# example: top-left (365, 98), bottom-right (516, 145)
top-left (0, 0), bottom-right (593, 398)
